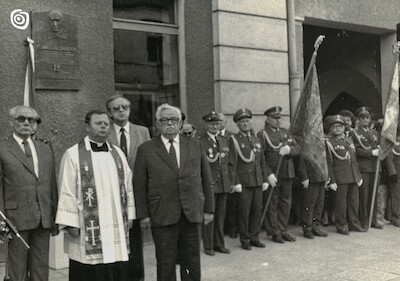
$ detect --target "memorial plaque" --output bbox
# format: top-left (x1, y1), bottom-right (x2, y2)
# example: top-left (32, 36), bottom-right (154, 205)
top-left (32, 11), bottom-right (79, 90)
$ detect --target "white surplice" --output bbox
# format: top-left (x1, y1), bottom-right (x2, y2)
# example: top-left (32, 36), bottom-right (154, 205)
top-left (56, 136), bottom-right (135, 265)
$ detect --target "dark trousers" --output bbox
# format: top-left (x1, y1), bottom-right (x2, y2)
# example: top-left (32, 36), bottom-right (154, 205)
top-left (203, 193), bottom-right (228, 250)
top-left (69, 259), bottom-right (129, 281)
top-left (389, 180), bottom-right (400, 223)
top-left (302, 182), bottom-right (325, 232)
top-left (125, 220), bottom-right (145, 281)
top-left (265, 179), bottom-right (293, 235)
top-left (152, 214), bottom-right (201, 281)
top-left (359, 172), bottom-right (375, 227)
top-left (9, 225), bottom-right (50, 281)
top-left (238, 186), bottom-right (262, 244)
top-left (334, 183), bottom-right (361, 230)
top-left (224, 193), bottom-right (240, 236)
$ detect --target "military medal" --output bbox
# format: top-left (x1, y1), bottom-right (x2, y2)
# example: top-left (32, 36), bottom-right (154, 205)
top-left (220, 152), bottom-right (225, 158)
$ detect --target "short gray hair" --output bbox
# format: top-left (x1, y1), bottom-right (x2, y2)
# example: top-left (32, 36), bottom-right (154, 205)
top-left (9, 105), bottom-right (40, 119)
top-left (155, 104), bottom-right (182, 120)
top-left (105, 94), bottom-right (131, 111)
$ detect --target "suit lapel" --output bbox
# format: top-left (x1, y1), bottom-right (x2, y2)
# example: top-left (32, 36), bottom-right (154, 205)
top-left (154, 137), bottom-right (179, 174)
top-left (7, 138), bottom-right (37, 178)
top-left (34, 140), bottom-right (46, 179)
top-left (179, 137), bottom-right (190, 175)
top-left (108, 125), bottom-right (119, 147)
top-left (128, 123), bottom-right (139, 162)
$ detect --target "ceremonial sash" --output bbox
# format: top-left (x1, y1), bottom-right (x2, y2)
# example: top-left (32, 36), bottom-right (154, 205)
top-left (231, 135), bottom-right (255, 163)
top-left (262, 129), bottom-right (282, 151)
top-left (352, 130), bottom-right (372, 150)
top-left (326, 140), bottom-right (350, 160)
top-left (78, 141), bottom-right (129, 259)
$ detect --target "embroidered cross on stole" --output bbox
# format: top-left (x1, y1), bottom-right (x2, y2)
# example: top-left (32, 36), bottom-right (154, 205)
top-left (78, 141), bottom-right (129, 259)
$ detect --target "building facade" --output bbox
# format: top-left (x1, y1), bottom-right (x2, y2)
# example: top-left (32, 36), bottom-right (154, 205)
top-left (1, 0), bottom-right (400, 268)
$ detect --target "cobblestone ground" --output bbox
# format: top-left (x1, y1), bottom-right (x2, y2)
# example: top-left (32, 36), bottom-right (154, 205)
top-left (0, 224), bottom-right (399, 281)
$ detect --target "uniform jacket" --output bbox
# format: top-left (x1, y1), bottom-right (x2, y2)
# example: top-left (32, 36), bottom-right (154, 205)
top-left (351, 127), bottom-right (380, 173)
top-left (199, 133), bottom-right (231, 193)
top-left (229, 132), bottom-right (271, 187)
top-left (257, 126), bottom-right (301, 179)
top-left (0, 137), bottom-right (58, 231)
top-left (298, 156), bottom-right (329, 183)
top-left (108, 122), bottom-right (151, 173)
top-left (326, 135), bottom-right (361, 185)
top-left (133, 135), bottom-right (214, 227)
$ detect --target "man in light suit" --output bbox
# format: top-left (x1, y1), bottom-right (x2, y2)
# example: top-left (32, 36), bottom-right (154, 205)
top-left (106, 94), bottom-right (150, 281)
top-left (134, 104), bottom-right (214, 281)
top-left (0, 105), bottom-right (58, 281)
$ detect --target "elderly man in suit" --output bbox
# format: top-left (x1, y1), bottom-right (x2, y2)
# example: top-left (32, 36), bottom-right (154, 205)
top-left (106, 94), bottom-right (150, 281)
top-left (0, 105), bottom-right (58, 281)
top-left (134, 103), bottom-right (214, 281)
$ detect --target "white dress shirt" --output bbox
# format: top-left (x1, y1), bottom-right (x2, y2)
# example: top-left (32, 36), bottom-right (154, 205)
top-left (113, 123), bottom-right (130, 155)
top-left (161, 134), bottom-right (180, 168)
top-left (13, 133), bottom-right (39, 176)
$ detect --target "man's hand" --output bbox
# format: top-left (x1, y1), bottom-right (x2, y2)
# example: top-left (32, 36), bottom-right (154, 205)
top-left (140, 217), bottom-right (151, 230)
top-left (232, 184), bottom-right (242, 193)
top-left (372, 149), bottom-right (379, 157)
top-left (66, 227), bottom-right (80, 237)
top-left (51, 224), bottom-right (60, 236)
top-left (268, 174), bottom-right (278, 187)
top-left (328, 183), bottom-right (337, 191)
top-left (262, 182), bottom-right (269, 191)
top-left (204, 213), bottom-right (214, 225)
top-left (279, 145), bottom-right (291, 156)
top-left (357, 179), bottom-right (363, 187)
top-left (128, 220), bottom-right (134, 229)
top-left (301, 179), bottom-right (310, 189)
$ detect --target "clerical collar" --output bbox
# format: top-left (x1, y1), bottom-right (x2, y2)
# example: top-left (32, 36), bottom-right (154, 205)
top-left (88, 138), bottom-right (109, 152)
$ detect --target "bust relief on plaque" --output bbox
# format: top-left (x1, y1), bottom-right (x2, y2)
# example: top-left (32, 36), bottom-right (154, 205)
top-left (32, 10), bottom-right (79, 90)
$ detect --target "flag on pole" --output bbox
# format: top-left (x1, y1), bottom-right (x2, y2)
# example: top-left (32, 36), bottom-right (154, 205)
top-left (379, 55), bottom-right (399, 160)
top-left (23, 37), bottom-right (36, 108)
top-left (291, 63), bottom-right (328, 180)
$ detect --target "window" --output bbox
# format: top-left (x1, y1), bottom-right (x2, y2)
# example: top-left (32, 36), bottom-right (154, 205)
top-left (113, 0), bottom-right (180, 133)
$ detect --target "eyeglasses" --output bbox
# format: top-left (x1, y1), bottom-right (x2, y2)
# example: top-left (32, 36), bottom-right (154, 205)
top-left (183, 131), bottom-right (193, 136)
top-left (158, 117), bottom-right (180, 125)
top-left (15, 116), bottom-right (38, 124)
top-left (111, 104), bottom-right (130, 112)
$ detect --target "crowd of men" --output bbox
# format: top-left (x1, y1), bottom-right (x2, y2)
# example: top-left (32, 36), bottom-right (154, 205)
top-left (0, 97), bottom-right (399, 281)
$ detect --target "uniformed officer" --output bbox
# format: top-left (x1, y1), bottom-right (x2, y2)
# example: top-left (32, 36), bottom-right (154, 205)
top-left (199, 111), bottom-right (231, 256)
top-left (326, 115), bottom-right (364, 234)
top-left (338, 109), bottom-right (355, 137)
top-left (229, 108), bottom-right (271, 250)
top-left (351, 106), bottom-right (380, 229)
top-left (258, 106), bottom-right (301, 243)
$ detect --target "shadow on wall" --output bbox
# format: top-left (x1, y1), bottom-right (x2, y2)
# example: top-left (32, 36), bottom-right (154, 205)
top-left (320, 66), bottom-right (382, 118)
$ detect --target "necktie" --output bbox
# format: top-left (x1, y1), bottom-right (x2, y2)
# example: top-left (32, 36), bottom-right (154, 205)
top-left (22, 140), bottom-right (34, 168)
top-left (90, 142), bottom-right (109, 152)
top-left (169, 139), bottom-right (179, 169)
top-left (120, 128), bottom-right (128, 157)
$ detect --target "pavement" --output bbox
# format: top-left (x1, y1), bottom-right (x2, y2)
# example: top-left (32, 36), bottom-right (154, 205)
top-left (0, 224), bottom-right (400, 281)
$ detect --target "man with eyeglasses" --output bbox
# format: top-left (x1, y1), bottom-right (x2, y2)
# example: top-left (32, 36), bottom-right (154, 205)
top-left (0, 105), bottom-right (58, 281)
top-left (326, 115), bottom-right (364, 235)
top-left (258, 106), bottom-right (301, 244)
top-left (134, 104), bottom-right (214, 281)
top-left (199, 111), bottom-right (231, 256)
top-left (351, 106), bottom-right (380, 230)
top-left (105, 94), bottom-right (150, 281)
top-left (181, 123), bottom-right (197, 138)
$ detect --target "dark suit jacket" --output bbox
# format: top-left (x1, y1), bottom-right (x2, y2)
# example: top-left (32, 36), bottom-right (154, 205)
top-left (0, 137), bottom-right (58, 231)
top-left (229, 132), bottom-right (271, 187)
top-left (108, 122), bottom-right (151, 173)
top-left (198, 133), bottom-right (231, 193)
top-left (257, 126), bottom-right (301, 179)
top-left (133, 135), bottom-right (214, 227)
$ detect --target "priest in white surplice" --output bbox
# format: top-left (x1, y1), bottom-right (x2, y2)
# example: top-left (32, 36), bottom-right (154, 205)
top-left (56, 110), bottom-right (135, 281)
